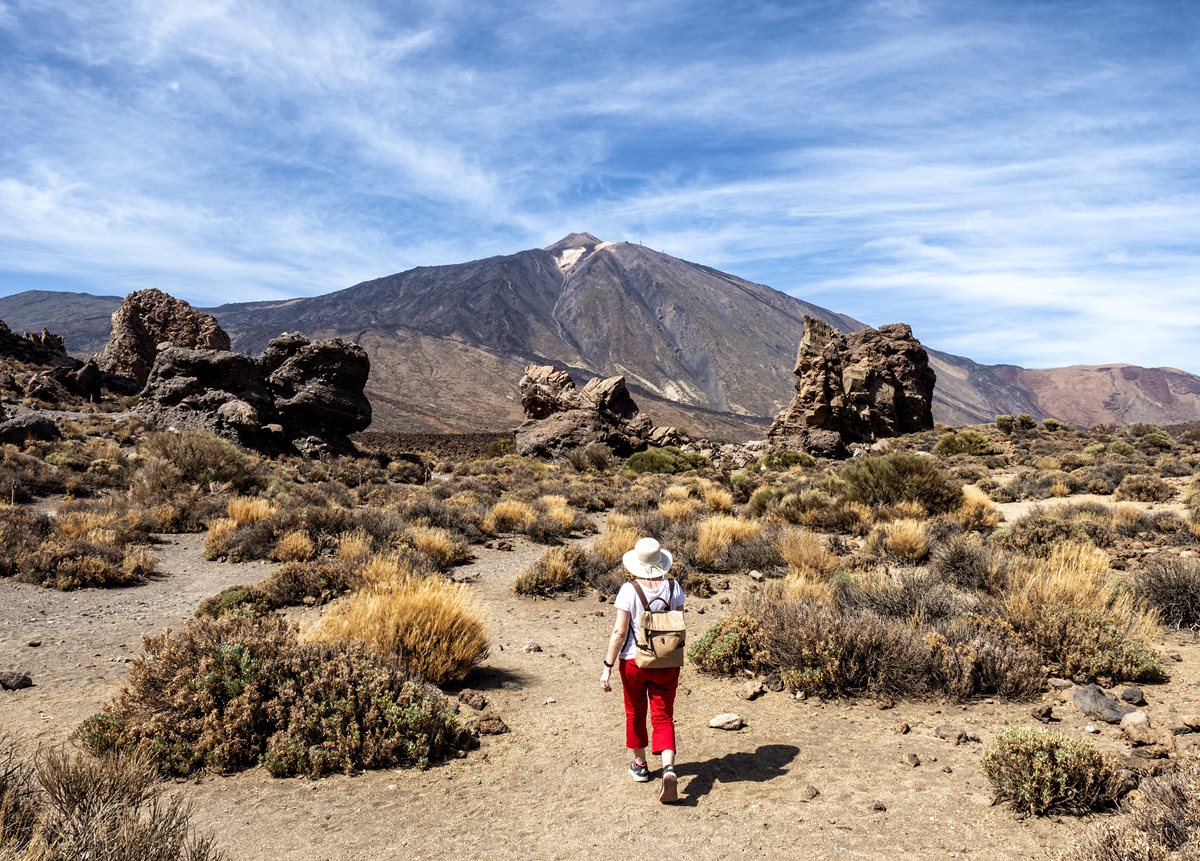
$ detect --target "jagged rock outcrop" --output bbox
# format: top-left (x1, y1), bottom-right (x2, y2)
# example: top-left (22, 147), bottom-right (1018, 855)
top-left (769, 317), bottom-right (935, 457)
top-left (515, 364), bottom-right (677, 458)
top-left (0, 319), bottom-right (108, 406)
top-left (97, 288), bottom-right (231, 386)
top-left (134, 333), bottom-right (371, 456)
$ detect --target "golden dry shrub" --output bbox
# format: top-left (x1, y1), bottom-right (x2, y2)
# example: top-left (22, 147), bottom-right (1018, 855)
top-left (889, 500), bottom-right (928, 520)
top-left (514, 545), bottom-right (586, 596)
top-left (537, 495), bottom-right (578, 531)
top-left (335, 527), bottom-right (373, 563)
top-left (696, 514), bottom-right (762, 568)
top-left (658, 498), bottom-right (701, 523)
top-left (407, 525), bottom-right (469, 570)
top-left (311, 577), bottom-right (489, 685)
top-left (356, 553), bottom-right (409, 588)
top-left (593, 515), bottom-right (641, 569)
top-left (777, 528), bottom-right (838, 578)
top-left (703, 487), bottom-right (734, 513)
top-left (884, 519), bottom-right (929, 563)
top-left (954, 485), bottom-right (1001, 530)
top-left (663, 484), bottom-right (693, 502)
top-left (271, 530), bottom-right (316, 563)
top-left (203, 517), bottom-right (238, 559)
top-left (55, 510), bottom-right (120, 541)
top-left (226, 496), bottom-right (277, 527)
top-left (1111, 504), bottom-right (1146, 532)
top-left (481, 499), bottom-right (536, 535)
top-left (1049, 479), bottom-right (1071, 498)
top-left (122, 546), bottom-right (157, 580)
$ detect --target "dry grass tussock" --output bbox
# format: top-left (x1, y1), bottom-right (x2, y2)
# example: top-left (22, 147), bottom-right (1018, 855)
top-left (696, 514), bottom-right (762, 568)
top-left (0, 736), bottom-right (226, 861)
top-left (537, 495), bottom-right (578, 531)
top-left (515, 545), bottom-right (588, 596)
top-left (226, 496), bottom-right (277, 527)
top-left (481, 499), bottom-right (536, 535)
top-left (310, 576), bottom-right (489, 684)
top-left (658, 498), bottom-right (701, 523)
top-left (405, 525), bottom-right (470, 570)
top-left (271, 529), bottom-right (316, 562)
top-left (703, 487), bottom-right (734, 512)
top-left (953, 485), bottom-right (1001, 530)
top-left (593, 515), bottom-right (640, 569)
top-left (336, 527), bottom-right (374, 563)
top-left (882, 518), bottom-right (929, 563)
top-left (776, 528), bottom-right (839, 578)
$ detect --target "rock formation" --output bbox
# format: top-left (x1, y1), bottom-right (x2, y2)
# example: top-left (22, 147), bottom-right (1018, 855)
top-left (515, 364), bottom-right (681, 458)
top-left (769, 317), bottom-right (935, 457)
top-left (134, 333), bottom-right (371, 456)
top-left (0, 319), bottom-right (109, 406)
top-left (97, 288), bottom-right (231, 386)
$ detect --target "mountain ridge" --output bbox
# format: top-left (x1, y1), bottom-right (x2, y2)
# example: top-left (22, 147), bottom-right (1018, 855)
top-left (1, 233), bottom-right (1197, 439)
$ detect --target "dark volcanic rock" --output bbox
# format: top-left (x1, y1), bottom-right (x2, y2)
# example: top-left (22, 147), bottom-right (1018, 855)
top-left (134, 333), bottom-right (371, 456)
top-left (1073, 684), bottom-right (1135, 724)
top-left (0, 672), bottom-right (33, 691)
top-left (514, 364), bottom-right (665, 458)
top-left (0, 414), bottom-right (60, 445)
top-left (768, 316), bottom-right (935, 455)
top-left (97, 288), bottom-right (231, 386)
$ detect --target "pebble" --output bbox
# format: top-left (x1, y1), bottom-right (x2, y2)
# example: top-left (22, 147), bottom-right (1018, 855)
top-left (1120, 686), bottom-right (1147, 706)
top-left (1084, 723), bottom-right (1100, 734)
top-left (800, 785), bottom-right (820, 802)
top-left (904, 753), bottom-right (921, 767)
top-left (26, 640), bottom-right (41, 648)
top-left (871, 801), bottom-right (887, 812)
top-left (544, 697), bottom-right (556, 705)
top-left (1047, 678), bottom-right (1072, 691)
top-left (522, 642), bottom-right (543, 653)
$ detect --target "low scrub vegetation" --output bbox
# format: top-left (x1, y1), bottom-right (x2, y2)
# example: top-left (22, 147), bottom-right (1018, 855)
top-left (1063, 766), bottom-right (1200, 860)
top-left (982, 727), bottom-right (1122, 816)
top-left (79, 614), bottom-right (462, 777)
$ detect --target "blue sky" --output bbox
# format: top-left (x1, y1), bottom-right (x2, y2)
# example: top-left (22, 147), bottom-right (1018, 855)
top-left (0, 0), bottom-right (1197, 370)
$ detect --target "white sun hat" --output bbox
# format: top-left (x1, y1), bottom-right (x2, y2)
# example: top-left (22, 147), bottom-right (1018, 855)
top-left (622, 537), bottom-right (673, 578)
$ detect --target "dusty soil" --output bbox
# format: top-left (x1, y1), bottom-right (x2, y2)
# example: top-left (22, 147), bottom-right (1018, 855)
top-left (4, 508), bottom-right (1200, 861)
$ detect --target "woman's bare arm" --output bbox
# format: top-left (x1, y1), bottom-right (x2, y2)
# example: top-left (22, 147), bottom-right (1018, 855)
top-left (599, 608), bottom-right (631, 692)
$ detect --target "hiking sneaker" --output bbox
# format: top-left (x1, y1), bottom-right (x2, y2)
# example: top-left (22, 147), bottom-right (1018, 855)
top-left (629, 760), bottom-right (651, 782)
top-left (659, 765), bottom-right (679, 803)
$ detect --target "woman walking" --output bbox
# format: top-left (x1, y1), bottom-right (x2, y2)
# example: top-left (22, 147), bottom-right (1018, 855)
top-left (600, 537), bottom-right (685, 803)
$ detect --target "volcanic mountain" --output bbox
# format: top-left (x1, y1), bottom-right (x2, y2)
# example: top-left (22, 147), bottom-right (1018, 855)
top-left (2, 233), bottom-right (1199, 439)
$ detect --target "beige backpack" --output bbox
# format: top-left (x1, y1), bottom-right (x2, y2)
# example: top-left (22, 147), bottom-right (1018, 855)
top-left (630, 580), bottom-right (686, 669)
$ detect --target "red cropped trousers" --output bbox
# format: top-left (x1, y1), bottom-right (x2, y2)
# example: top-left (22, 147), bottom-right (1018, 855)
top-left (618, 659), bottom-right (680, 754)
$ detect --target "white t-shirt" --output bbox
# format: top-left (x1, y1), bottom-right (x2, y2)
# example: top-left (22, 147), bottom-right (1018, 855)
top-left (614, 579), bottom-right (686, 661)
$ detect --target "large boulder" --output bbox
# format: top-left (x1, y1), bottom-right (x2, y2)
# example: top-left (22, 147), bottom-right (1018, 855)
top-left (133, 333), bottom-right (371, 456)
top-left (97, 289), bottom-right (231, 387)
top-left (514, 365), bottom-right (667, 458)
top-left (769, 317), bottom-right (935, 456)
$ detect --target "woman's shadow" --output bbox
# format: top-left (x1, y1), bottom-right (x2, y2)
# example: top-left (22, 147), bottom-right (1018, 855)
top-left (674, 744), bottom-right (799, 807)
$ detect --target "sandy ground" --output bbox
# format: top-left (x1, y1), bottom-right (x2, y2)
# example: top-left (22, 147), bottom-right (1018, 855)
top-left (3, 514), bottom-right (1200, 861)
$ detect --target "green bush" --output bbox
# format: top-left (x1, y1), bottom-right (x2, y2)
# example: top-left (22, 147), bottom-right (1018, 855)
top-left (839, 452), bottom-right (963, 514)
top-left (759, 450), bottom-right (816, 471)
top-left (995, 415), bottom-right (1016, 434)
top-left (1017, 413), bottom-right (1037, 430)
top-left (932, 430), bottom-right (994, 457)
top-left (1107, 439), bottom-right (1136, 456)
top-left (78, 614), bottom-right (462, 778)
top-left (623, 446), bottom-right (709, 475)
top-left (982, 727), bottom-right (1122, 815)
top-left (140, 430), bottom-right (264, 492)
top-left (687, 613), bottom-right (762, 674)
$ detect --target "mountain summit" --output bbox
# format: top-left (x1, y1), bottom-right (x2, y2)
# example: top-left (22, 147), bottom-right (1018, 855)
top-left (1, 236), bottom-right (1198, 438)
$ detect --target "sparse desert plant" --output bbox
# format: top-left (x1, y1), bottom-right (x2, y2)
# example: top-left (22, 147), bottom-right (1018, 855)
top-left (226, 496), bottom-right (277, 527)
top-left (481, 499), bottom-right (536, 535)
top-left (930, 532), bottom-right (1003, 592)
top-left (882, 518), bottom-right (929, 563)
top-left (405, 525), bottom-right (470, 570)
top-left (953, 485), bottom-right (1001, 530)
top-left (658, 497), bottom-right (701, 523)
top-left (19, 540), bottom-right (155, 591)
top-left (336, 527), bottom-right (374, 563)
top-left (926, 617), bottom-right (1044, 700)
top-left (623, 446), bottom-right (709, 475)
top-left (695, 514), bottom-right (763, 569)
top-left (1113, 473), bottom-right (1174, 503)
top-left (759, 450), bottom-right (816, 471)
top-left (839, 452), bottom-right (963, 514)
top-left (592, 515), bottom-right (641, 570)
top-left (79, 614), bottom-right (461, 778)
top-left (995, 415), bottom-right (1016, 434)
top-left (1042, 418), bottom-right (1072, 432)
top-left (140, 429), bottom-right (263, 492)
top-left (538, 495), bottom-right (579, 532)
top-left (1061, 766), bottom-right (1200, 861)
top-left (0, 737), bottom-right (227, 861)
top-left (835, 569), bottom-right (958, 625)
top-left (271, 529), bottom-right (316, 562)
top-left (702, 486), bottom-right (733, 512)
top-left (933, 430), bottom-right (994, 457)
top-left (311, 577), bottom-right (489, 685)
top-left (515, 545), bottom-right (589, 596)
top-left (982, 727), bottom-right (1122, 816)
top-left (1135, 556), bottom-right (1200, 629)
top-left (777, 528), bottom-right (839, 578)
top-left (687, 612), bottom-right (763, 674)
top-left (1017, 413), bottom-right (1037, 431)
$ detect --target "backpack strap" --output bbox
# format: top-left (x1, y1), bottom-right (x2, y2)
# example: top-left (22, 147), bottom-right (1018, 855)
top-left (630, 580), bottom-right (650, 611)
top-left (632, 579), bottom-right (673, 611)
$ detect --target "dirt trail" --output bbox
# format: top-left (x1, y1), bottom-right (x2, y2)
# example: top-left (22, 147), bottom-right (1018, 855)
top-left (4, 531), bottom-right (1200, 860)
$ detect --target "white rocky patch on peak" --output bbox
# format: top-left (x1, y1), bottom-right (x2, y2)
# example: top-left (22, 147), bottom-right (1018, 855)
top-left (553, 240), bottom-right (620, 274)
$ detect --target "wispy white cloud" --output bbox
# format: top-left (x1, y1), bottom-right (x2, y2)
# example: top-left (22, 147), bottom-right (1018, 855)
top-left (0, 0), bottom-right (1196, 371)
